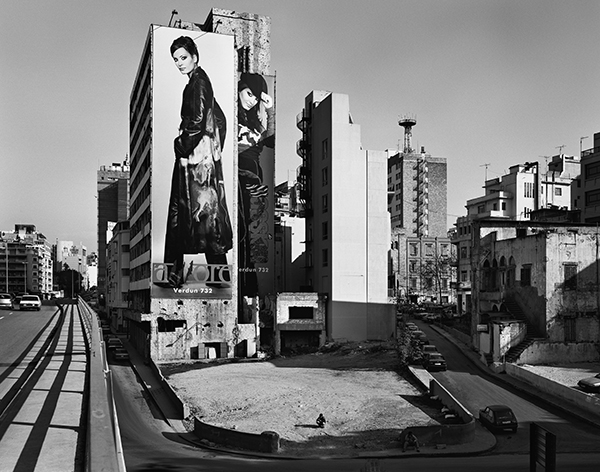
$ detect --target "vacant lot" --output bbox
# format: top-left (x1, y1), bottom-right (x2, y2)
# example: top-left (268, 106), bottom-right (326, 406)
top-left (161, 341), bottom-right (443, 455)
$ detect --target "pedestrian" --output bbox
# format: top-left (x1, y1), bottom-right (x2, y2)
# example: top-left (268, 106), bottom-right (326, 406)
top-left (402, 429), bottom-right (420, 452)
top-left (316, 413), bottom-right (326, 428)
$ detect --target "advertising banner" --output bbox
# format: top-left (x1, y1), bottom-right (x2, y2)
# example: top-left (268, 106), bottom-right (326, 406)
top-left (150, 26), bottom-right (235, 299)
top-left (237, 73), bottom-right (275, 298)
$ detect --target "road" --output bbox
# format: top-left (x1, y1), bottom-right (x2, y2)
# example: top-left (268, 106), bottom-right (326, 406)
top-left (112, 319), bottom-right (600, 471)
top-left (0, 303), bottom-right (86, 472)
top-left (415, 320), bottom-right (600, 455)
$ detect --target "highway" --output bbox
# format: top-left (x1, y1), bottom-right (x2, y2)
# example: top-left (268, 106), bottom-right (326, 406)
top-left (0, 303), bottom-right (86, 472)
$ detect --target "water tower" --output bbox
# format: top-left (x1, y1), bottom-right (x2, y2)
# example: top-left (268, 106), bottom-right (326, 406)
top-left (398, 115), bottom-right (417, 153)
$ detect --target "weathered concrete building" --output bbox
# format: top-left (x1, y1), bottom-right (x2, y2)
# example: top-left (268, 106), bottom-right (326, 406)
top-left (471, 219), bottom-right (600, 365)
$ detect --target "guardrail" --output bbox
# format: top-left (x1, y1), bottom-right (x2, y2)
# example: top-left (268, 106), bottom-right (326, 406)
top-left (77, 298), bottom-right (126, 472)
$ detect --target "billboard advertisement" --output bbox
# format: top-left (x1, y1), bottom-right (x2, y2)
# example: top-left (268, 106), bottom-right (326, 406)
top-left (150, 26), bottom-right (235, 299)
top-left (237, 73), bottom-right (275, 298)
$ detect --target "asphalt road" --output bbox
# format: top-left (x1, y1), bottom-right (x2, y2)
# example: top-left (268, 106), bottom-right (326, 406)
top-left (415, 320), bottom-right (600, 455)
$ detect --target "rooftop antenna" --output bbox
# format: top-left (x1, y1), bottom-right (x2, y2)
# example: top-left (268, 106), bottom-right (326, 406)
top-left (398, 114), bottom-right (417, 153)
top-left (480, 163), bottom-right (490, 182)
top-left (168, 9), bottom-right (178, 27)
top-left (556, 144), bottom-right (566, 155)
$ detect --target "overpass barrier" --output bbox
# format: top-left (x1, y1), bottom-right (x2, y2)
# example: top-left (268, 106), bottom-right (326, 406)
top-left (77, 298), bottom-right (126, 472)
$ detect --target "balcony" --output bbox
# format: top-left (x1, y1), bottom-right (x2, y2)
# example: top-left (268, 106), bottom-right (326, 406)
top-left (296, 139), bottom-right (310, 158)
top-left (296, 111), bottom-right (310, 131)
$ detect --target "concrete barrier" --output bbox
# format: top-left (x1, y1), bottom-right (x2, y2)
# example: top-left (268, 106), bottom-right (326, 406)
top-left (151, 362), bottom-right (190, 419)
top-left (193, 418), bottom-right (280, 453)
top-left (405, 366), bottom-right (475, 445)
top-left (506, 364), bottom-right (600, 418)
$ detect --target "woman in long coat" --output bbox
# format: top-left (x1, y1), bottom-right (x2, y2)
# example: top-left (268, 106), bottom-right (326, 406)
top-left (164, 36), bottom-right (233, 287)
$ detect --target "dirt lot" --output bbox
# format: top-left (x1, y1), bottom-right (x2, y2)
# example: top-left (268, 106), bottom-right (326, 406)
top-left (161, 341), bottom-right (443, 455)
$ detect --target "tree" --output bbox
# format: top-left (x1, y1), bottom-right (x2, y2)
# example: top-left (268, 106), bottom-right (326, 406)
top-left (419, 252), bottom-right (456, 304)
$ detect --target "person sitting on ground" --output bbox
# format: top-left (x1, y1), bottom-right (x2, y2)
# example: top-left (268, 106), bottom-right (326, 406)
top-left (316, 413), bottom-right (326, 428)
top-left (403, 429), bottom-right (420, 452)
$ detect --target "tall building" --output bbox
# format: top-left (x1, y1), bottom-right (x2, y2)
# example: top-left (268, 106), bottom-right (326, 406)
top-left (106, 220), bottom-right (130, 331)
top-left (386, 119), bottom-right (450, 303)
top-left (0, 225), bottom-right (53, 297)
top-left (97, 161), bottom-right (129, 308)
top-left (127, 9), bottom-right (274, 361)
top-left (296, 91), bottom-right (393, 341)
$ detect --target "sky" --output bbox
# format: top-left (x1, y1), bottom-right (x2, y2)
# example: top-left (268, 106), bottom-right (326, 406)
top-left (1, 0), bottom-right (599, 253)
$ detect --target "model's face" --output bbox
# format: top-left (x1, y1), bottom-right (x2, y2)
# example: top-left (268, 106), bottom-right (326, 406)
top-left (172, 47), bottom-right (197, 75)
top-left (239, 87), bottom-right (258, 110)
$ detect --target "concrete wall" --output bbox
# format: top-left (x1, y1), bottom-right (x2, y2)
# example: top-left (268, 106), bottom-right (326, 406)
top-left (194, 418), bottom-right (280, 453)
top-left (506, 363), bottom-right (600, 418)
top-left (518, 341), bottom-right (600, 364)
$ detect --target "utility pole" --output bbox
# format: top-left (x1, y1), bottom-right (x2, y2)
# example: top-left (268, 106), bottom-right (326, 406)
top-left (556, 144), bottom-right (566, 155)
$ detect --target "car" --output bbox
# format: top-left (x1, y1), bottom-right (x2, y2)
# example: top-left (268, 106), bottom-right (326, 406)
top-left (19, 295), bottom-right (41, 311)
top-left (577, 373), bottom-right (600, 393)
top-left (112, 347), bottom-right (130, 362)
top-left (106, 337), bottom-right (123, 350)
top-left (423, 352), bottom-right (447, 371)
top-left (411, 330), bottom-right (429, 345)
top-left (424, 313), bottom-right (441, 323)
top-left (405, 323), bottom-right (419, 331)
top-left (421, 344), bottom-right (438, 356)
top-left (0, 293), bottom-right (14, 310)
top-left (478, 405), bottom-right (518, 433)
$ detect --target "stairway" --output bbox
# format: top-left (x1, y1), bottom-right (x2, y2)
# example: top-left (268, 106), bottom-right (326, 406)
top-left (502, 298), bottom-right (544, 364)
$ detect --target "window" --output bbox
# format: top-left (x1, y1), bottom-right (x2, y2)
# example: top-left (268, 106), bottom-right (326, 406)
top-left (585, 189), bottom-right (600, 206)
top-left (502, 202), bottom-right (506, 210)
top-left (122, 244), bottom-right (130, 252)
top-left (585, 161), bottom-right (600, 179)
top-left (289, 306), bottom-right (314, 320)
top-left (322, 221), bottom-right (328, 240)
top-left (477, 204), bottom-right (485, 213)
top-left (492, 203), bottom-right (498, 211)
top-left (555, 187), bottom-right (562, 196)
top-left (564, 264), bottom-right (577, 290)
top-left (322, 249), bottom-right (328, 267)
top-left (322, 139), bottom-right (328, 160)
top-left (322, 194), bottom-right (328, 213)
top-left (461, 270), bottom-right (468, 282)
top-left (425, 243), bottom-right (434, 256)
top-left (409, 260), bottom-right (418, 273)
top-left (409, 243), bottom-right (418, 256)
top-left (524, 181), bottom-right (535, 198)
top-left (520, 265), bottom-right (531, 287)
top-left (410, 278), bottom-right (418, 289)
top-left (322, 167), bottom-right (328, 186)
top-left (460, 246), bottom-right (468, 259)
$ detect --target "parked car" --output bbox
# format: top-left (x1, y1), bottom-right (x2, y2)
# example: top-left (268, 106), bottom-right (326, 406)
top-left (405, 323), bottom-right (418, 331)
top-left (106, 337), bottom-right (123, 350)
top-left (411, 330), bottom-right (429, 345)
top-left (423, 352), bottom-right (447, 371)
top-left (0, 293), bottom-right (14, 310)
top-left (478, 404), bottom-right (518, 433)
top-left (19, 295), bottom-right (41, 311)
top-left (577, 373), bottom-right (600, 393)
top-left (113, 347), bottom-right (130, 362)
top-left (421, 344), bottom-right (439, 356)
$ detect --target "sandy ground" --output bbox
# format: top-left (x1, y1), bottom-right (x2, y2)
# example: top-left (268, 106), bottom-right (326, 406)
top-left (161, 341), bottom-right (444, 455)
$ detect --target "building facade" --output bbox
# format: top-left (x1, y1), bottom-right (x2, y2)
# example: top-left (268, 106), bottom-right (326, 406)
top-left (126, 8), bottom-right (272, 361)
top-left (453, 158), bottom-right (580, 314)
top-left (471, 219), bottom-right (599, 364)
top-left (296, 91), bottom-right (394, 342)
top-left (97, 161), bottom-right (129, 309)
top-left (106, 221), bottom-right (130, 332)
top-left (577, 130), bottom-right (600, 223)
top-left (0, 224), bottom-right (53, 297)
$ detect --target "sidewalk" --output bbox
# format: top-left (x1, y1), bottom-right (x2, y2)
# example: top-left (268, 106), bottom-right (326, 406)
top-left (122, 337), bottom-right (497, 459)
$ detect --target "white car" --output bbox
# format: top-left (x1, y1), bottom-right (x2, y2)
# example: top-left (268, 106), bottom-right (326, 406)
top-left (19, 295), bottom-right (41, 311)
top-left (0, 293), bottom-right (14, 310)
